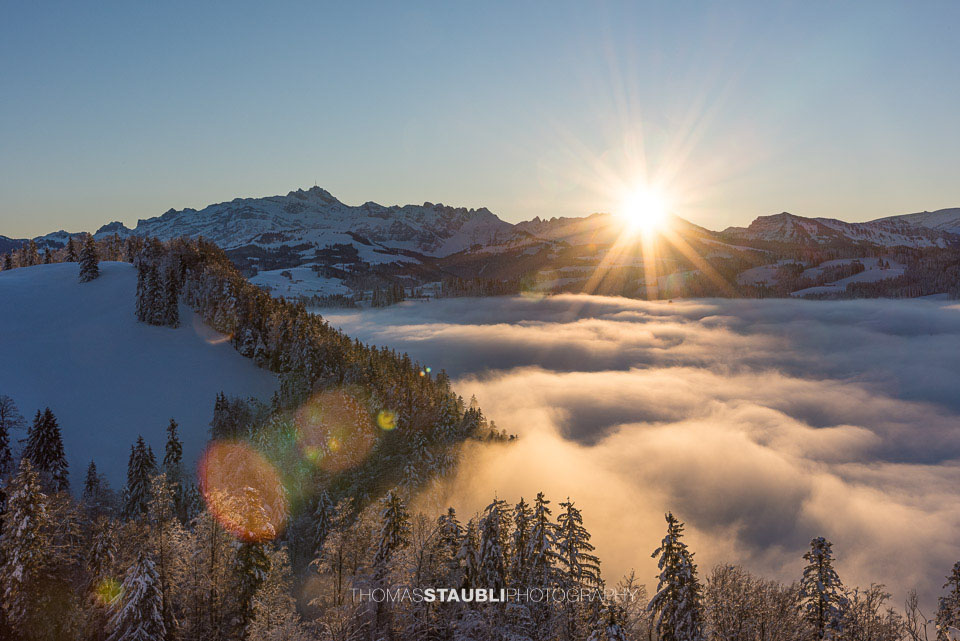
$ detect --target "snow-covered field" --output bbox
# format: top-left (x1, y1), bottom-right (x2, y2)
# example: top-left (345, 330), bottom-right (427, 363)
top-left (250, 266), bottom-right (351, 298)
top-left (0, 263), bottom-right (277, 484)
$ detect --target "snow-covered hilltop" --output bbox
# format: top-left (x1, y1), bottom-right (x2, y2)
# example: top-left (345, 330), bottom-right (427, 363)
top-left (721, 212), bottom-right (954, 248)
top-left (0, 262), bottom-right (277, 484)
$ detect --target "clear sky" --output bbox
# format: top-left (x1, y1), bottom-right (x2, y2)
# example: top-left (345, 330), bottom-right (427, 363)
top-left (2, 1), bottom-right (958, 237)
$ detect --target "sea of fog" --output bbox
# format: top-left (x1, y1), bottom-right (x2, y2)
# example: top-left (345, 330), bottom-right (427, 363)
top-left (322, 294), bottom-right (960, 607)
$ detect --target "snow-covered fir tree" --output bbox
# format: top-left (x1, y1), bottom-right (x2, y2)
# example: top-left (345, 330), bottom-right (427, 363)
top-left (79, 234), bottom-right (100, 282)
top-left (650, 512), bottom-right (704, 641)
top-left (22, 406), bottom-right (69, 492)
top-left (557, 498), bottom-right (601, 588)
top-left (373, 490), bottom-right (410, 581)
top-left (246, 546), bottom-right (308, 641)
top-left (0, 459), bottom-right (49, 632)
top-left (122, 436), bottom-right (156, 520)
top-left (938, 562), bottom-right (960, 641)
top-left (107, 551), bottom-right (166, 641)
top-left (66, 235), bottom-right (78, 262)
top-left (588, 603), bottom-right (629, 641)
top-left (478, 498), bottom-right (510, 593)
top-left (0, 394), bottom-right (26, 477)
top-left (799, 537), bottom-right (846, 641)
top-left (162, 419), bottom-right (186, 522)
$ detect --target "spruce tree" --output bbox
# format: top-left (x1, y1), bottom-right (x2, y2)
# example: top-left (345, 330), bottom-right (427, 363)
top-left (478, 498), bottom-right (510, 593)
top-left (66, 235), bottom-right (78, 262)
top-left (162, 265), bottom-right (180, 327)
top-left (0, 395), bottom-right (25, 477)
top-left (0, 459), bottom-right (49, 631)
top-left (437, 507), bottom-right (464, 583)
top-left (107, 551), bottom-right (166, 641)
top-left (938, 562), bottom-right (960, 641)
top-left (122, 436), bottom-right (156, 520)
top-left (649, 512), bottom-right (704, 641)
top-left (22, 407), bottom-right (69, 492)
top-left (79, 234), bottom-right (100, 282)
top-left (526, 492), bottom-right (558, 587)
top-left (373, 490), bottom-right (410, 581)
top-left (135, 261), bottom-right (149, 322)
top-left (312, 489), bottom-right (336, 557)
top-left (26, 239), bottom-right (39, 266)
top-left (81, 460), bottom-right (107, 515)
top-left (799, 537), bottom-right (846, 640)
top-left (556, 498), bottom-right (601, 588)
top-left (162, 419), bottom-right (185, 521)
top-left (2, 253), bottom-right (11, 270)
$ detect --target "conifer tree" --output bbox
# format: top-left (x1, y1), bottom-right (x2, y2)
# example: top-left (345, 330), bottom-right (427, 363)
top-left (162, 265), bottom-right (180, 327)
top-left (437, 507), bottom-right (464, 582)
top-left (122, 436), bottom-right (156, 520)
top-left (81, 460), bottom-right (110, 516)
top-left (2, 252), bottom-right (11, 270)
top-left (66, 235), bottom-right (78, 262)
top-left (478, 498), bottom-right (510, 592)
top-left (162, 419), bottom-right (186, 521)
top-left (556, 498), bottom-right (601, 588)
top-left (938, 562), bottom-right (960, 641)
top-left (526, 492), bottom-right (558, 587)
top-left (42, 249), bottom-right (51, 264)
top-left (0, 460), bottom-right (50, 631)
top-left (79, 234), bottom-right (100, 282)
top-left (22, 406), bottom-right (69, 492)
top-left (373, 490), bottom-right (410, 581)
top-left (649, 512), bottom-right (704, 641)
top-left (588, 603), bottom-right (629, 641)
top-left (135, 261), bottom-right (149, 322)
top-left (312, 489), bottom-right (336, 557)
top-left (26, 239), bottom-right (39, 266)
top-left (107, 551), bottom-right (166, 641)
top-left (0, 395), bottom-right (25, 477)
top-left (799, 537), bottom-right (846, 640)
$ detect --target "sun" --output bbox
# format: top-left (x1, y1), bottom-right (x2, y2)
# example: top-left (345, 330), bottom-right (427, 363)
top-left (617, 186), bottom-right (669, 234)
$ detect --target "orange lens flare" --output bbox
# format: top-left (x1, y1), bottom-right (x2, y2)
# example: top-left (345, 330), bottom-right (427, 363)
top-left (293, 389), bottom-right (377, 472)
top-left (199, 441), bottom-right (288, 542)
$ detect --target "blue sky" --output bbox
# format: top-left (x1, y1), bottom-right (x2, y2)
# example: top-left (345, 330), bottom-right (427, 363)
top-left (2, 1), bottom-right (958, 237)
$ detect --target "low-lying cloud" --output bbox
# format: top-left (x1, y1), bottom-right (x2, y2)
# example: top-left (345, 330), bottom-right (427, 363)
top-left (325, 295), bottom-right (960, 606)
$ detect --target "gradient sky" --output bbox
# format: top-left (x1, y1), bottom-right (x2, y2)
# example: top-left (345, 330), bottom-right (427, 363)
top-left (2, 1), bottom-right (958, 238)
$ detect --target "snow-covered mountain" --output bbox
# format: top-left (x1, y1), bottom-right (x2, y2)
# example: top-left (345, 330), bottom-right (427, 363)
top-left (0, 262), bottom-right (277, 484)
top-left (875, 208), bottom-right (960, 235)
top-left (94, 186), bottom-right (517, 263)
top-left (722, 212), bottom-right (956, 248)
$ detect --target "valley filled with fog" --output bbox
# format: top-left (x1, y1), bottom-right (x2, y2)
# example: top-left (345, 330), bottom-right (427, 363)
top-left (323, 295), bottom-right (960, 606)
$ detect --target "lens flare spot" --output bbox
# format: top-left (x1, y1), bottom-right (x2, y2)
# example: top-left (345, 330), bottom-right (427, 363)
top-left (199, 441), bottom-right (288, 542)
top-left (377, 409), bottom-right (397, 431)
top-left (191, 314), bottom-right (233, 345)
top-left (94, 577), bottom-right (123, 606)
top-left (294, 389), bottom-right (377, 472)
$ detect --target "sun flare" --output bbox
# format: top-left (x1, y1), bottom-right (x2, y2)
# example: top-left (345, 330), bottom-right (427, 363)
top-left (617, 186), bottom-right (669, 234)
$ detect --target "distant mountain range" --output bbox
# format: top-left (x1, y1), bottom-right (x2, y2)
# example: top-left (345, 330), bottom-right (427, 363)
top-left (4, 186), bottom-right (960, 300)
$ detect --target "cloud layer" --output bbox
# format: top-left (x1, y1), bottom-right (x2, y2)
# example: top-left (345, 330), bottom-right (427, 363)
top-left (325, 295), bottom-right (960, 605)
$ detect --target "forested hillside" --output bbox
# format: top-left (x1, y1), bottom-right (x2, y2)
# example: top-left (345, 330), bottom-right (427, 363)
top-left (3, 235), bottom-right (960, 641)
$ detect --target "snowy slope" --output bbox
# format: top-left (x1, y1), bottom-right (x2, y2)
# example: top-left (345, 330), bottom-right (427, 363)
top-left (723, 212), bottom-right (955, 247)
top-left (0, 262), bottom-right (278, 486)
top-left (875, 208), bottom-right (960, 235)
